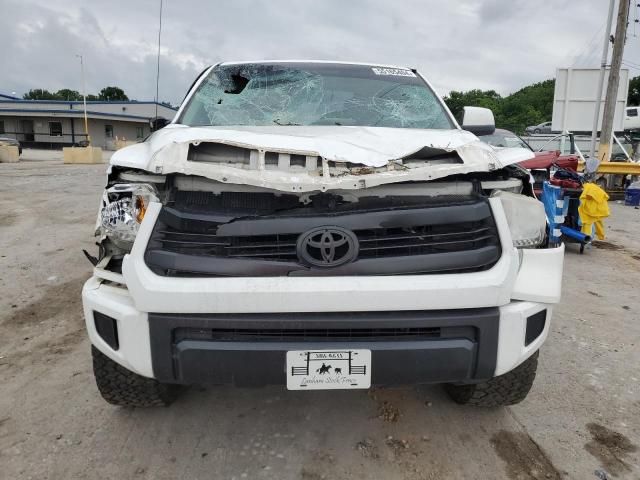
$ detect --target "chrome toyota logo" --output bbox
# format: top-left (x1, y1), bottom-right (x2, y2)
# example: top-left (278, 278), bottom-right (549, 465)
top-left (297, 226), bottom-right (359, 268)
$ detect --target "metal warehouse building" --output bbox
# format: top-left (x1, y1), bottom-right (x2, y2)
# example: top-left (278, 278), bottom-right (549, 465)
top-left (0, 93), bottom-right (177, 149)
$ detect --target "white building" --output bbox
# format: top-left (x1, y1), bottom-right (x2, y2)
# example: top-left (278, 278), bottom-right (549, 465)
top-left (0, 93), bottom-right (177, 149)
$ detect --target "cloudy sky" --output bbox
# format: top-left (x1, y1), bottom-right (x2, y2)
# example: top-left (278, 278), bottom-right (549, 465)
top-left (1, 0), bottom-right (639, 105)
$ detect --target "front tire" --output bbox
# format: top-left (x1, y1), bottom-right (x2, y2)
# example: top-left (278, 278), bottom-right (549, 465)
top-left (91, 346), bottom-right (180, 407)
top-left (534, 128), bottom-right (541, 134)
top-left (444, 351), bottom-right (539, 407)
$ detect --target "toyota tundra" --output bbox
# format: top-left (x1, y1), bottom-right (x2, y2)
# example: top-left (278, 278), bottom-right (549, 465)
top-left (83, 61), bottom-right (564, 407)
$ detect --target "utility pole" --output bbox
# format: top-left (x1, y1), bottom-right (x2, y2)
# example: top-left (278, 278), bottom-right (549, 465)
top-left (588, 0), bottom-right (615, 169)
top-left (76, 54), bottom-right (90, 145)
top-left (595, 0), bottom-right (630, 168)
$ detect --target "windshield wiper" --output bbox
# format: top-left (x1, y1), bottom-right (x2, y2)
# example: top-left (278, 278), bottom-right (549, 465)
top-left (273, 119), bottom-right (301, 126)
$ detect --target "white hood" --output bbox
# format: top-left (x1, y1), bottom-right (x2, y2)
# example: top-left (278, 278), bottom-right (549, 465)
top-left (111, 125), bottom-right (533, 192)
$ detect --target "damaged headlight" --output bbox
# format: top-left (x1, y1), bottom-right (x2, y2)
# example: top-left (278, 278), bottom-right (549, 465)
top-left (492, 191), bottom-right (546, 248)
top-left (100, 183), bottom-right (158, 247)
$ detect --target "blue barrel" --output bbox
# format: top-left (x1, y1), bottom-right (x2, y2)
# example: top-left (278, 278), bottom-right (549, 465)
top-left (624, 188), bottom-right (640, 206)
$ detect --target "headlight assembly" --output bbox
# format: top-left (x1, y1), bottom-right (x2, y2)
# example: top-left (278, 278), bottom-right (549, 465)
top-left (100, 183), bottom-right (158, 247)
top-left (492, 190), bottom-right (546, 248)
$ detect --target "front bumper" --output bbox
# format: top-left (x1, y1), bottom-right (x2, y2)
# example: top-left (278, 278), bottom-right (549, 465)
top-left (83, 277), bottom-right (553, 384)
top-left (148, 309), bottom-right (502, 386)
top-left (83, 196), bottom-right (563, 384)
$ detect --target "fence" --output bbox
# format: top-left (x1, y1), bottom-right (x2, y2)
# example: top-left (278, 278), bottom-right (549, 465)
top-left (0, 130), bottom-right (89, 149)
top-left (521, 134), bottom-right (633, 159)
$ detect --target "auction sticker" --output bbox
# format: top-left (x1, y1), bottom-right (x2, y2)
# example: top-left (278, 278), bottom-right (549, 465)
top-left (371, 67), bottom-right (416, 77)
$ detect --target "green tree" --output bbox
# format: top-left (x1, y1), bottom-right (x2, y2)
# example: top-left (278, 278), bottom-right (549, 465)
top-left (443, 79), bottom-right (555, 134)
top-left (443, 89), bottom-right (502, 123)
top-left (55, 89), bottom-right (82, 101)
top-left (500, 79), bottom-right (555, 133)
top-left (23, 89), bottom-right (57, 100)
top-left (22, 87), bottom-right (130, 102)
top-left (98, 86), bottom-right (129, 101)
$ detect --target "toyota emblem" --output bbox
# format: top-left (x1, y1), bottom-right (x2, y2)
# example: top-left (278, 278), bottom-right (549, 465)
top-left (297, 226), bottom-right (359, 268)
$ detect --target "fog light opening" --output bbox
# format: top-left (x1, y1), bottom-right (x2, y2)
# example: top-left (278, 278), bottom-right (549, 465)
top-left (525, 310), bottom-right (546, 346)
top-left (94, 311), bottom-right (120, 350)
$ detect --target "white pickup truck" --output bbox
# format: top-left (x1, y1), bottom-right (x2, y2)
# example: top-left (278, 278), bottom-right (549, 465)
top-left (625, 106), bottom-right (640, 131)
top-left (83, 61), bottom-right (564, 407)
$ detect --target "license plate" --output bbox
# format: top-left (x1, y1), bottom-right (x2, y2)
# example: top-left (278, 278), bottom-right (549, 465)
top-left (286, 349), bottom-right (372, 390)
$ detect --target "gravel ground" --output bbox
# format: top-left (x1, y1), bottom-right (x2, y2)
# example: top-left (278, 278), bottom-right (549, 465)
top-left (0, 152), bottom-right (639, 480)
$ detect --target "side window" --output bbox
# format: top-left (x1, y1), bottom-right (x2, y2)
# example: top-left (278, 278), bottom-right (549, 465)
top-left (49, 122), bottom-right (63, 137)
top-left (105, 124), bottom-right (114, 138)
top-left (0, 120), bottom-right (5, 134)
top-left (628, 108), bottom-right (638, 117)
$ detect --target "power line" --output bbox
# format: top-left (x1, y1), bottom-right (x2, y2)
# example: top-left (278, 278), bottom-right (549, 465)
top-left (572, 22), bottom-right (607, 66)
top-left (622, 61), bottom-right (640, 70)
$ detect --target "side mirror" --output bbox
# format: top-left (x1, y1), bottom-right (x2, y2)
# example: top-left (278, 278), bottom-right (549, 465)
top-left (149, 116), bottom-right (169, 132)
top-left (462, 106), bottom-right (496, 136)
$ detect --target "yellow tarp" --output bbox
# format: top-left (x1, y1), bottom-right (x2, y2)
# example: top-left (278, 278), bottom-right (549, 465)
top-left (578, 183), bottom-right (610, 240)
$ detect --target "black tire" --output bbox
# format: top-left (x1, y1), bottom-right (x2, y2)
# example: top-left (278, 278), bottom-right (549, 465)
top-left (534, 128), bottom-right (541, 134)
top-left (444, 351), bottom-right (539, 407)
top-left (91, 346), bottom-right (180, 407)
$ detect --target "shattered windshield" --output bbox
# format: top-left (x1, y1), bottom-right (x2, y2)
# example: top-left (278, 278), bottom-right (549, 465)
top-left (179, 63), bottom-right (454, 129)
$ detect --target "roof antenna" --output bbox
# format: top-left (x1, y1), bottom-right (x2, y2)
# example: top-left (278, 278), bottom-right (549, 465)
top-left (154, 0), bottom-right (163, 119)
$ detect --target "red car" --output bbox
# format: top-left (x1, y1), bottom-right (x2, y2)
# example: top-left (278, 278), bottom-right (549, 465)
top-left (480, 129), bottom-right (579, 191)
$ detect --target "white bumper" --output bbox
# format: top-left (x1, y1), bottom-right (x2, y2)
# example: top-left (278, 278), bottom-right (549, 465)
top-left (83, 197), bottom-right (564, 380)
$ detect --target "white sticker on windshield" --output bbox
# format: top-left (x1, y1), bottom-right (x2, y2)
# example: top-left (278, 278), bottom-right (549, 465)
top-left (371, 67), bottom-right (416, 77)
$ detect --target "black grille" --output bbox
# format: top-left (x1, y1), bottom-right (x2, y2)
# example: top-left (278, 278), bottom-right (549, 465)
top-left (145, 196), bottom-right (502, 277)
top-left (174, 326), bottom-right (442, 343)
top-left (156, 230), bottom-right (299, 261)
top-left (153, 222), bottom-right (495, 261)
top-left (355, 223), bottom-right (495, 259)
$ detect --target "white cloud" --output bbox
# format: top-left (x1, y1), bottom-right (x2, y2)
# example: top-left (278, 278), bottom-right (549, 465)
top-left (0, 0), bottom-right (637, 105)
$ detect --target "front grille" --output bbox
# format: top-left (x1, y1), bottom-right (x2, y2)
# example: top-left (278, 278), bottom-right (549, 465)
top-left (145, 195), bottom-right (502, 277)
top-left (156, 230), bottom-right (299, 261)
top-left (152, 222), bottom-right (495, 261)
top-left (174, 326), bottom-right (442, 343)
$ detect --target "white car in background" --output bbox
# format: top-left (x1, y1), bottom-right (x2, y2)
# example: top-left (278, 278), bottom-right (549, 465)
top-left (624, 106), bottom-right (640, 131)
top-left (524, 121), bottom-right (553, 135)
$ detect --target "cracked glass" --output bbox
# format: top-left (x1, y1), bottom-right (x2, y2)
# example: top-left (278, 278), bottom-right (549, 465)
top-left (179, 63), bottom-right (454, 129)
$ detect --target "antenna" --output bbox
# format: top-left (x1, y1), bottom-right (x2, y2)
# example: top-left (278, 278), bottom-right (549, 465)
top-left (76, 54), bottom-right (90, 145)
top-left (155, 0), bottom-right (163, 118)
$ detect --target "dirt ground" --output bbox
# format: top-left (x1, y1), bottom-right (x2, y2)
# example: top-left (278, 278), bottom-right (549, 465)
top-left (1, 152), bottom-right (639, 480)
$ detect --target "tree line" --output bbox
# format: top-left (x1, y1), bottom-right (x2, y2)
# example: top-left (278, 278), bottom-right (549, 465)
top-left (443, 79), bottom-right (555, 134)
top-left (444, 76), bottom-right (640, 135)
top-left (22, 86), bottom-right (175, 107)
top-left (23, 86), bottom-right (129, 101)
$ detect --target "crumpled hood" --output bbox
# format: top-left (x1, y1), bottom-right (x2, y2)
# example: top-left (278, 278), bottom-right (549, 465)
top-left (111, 125), bottom-right (534, 192)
